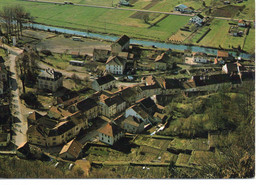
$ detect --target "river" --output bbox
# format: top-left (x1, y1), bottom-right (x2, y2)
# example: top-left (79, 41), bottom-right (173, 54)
top-left (25, 23), bottom-right (253, 59)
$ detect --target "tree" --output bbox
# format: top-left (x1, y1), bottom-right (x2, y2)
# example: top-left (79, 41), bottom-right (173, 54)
top-left (142, 14), bottom-right (150, 24)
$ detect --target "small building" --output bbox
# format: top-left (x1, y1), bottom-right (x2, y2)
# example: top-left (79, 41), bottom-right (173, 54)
top-left (106, 56), bottom-right (126, 75)
top-left (154, 53), bottom-right (174, 71)
top-left (92, 74), bottom-right (116, 91)
top-left (93, 49), bottom-right (111, 62)
top-left (137, 97), bottom-right (157, 115)
top-left (123, 116), bottom-right (145, 134)
top-left (193, 52), bottom-right (208, 64)
top-left (37, 68), bottom-right (63, 92)
top-left (175, 4), bottom-right (194, 13)
top-left (59, 139), bottom-right (83, 160)
top-left (69, 60), bottom-right (85, 66)
top-left (190, 14), bottom-right (204, 26)
top-left (98, 122), bottom-right (124, 145)
top-left (111, 35), bottom-right (130, 54)
top-left (238, 19), bottom-right (246, 27)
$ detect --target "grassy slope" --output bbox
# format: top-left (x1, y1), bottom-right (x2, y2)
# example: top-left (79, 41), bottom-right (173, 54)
top-left (243, 28), bottom-right (255, 54)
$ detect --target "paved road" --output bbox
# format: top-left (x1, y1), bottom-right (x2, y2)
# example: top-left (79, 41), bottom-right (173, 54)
top-left (3, 45), bottom-right (28, 148)
top-left (25, 0), bottom-right (254, 22)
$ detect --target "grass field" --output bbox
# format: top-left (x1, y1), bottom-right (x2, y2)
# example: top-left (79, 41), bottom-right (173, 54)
top-left (187, 19), bottom-right (248, 51)
top-left (243, 28), bottom-right (255, 54)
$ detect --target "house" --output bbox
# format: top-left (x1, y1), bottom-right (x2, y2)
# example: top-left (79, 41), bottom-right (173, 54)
top-left (98, 122), bottom-right (124, 145)
top-left (156, 78), bottom-right (183, 95)
top-left (99, 94), bottom-right (126, 118)
top-left (59, 139), bottom-right (83, 160)
top-left (17, 142), bottom-right (47, 160)
top-left (238, 19), bottom-right (247, 27)
top-left (175, 4), bottom-right (194, 13)
top-left (56, 90), bottom-right (79, 108)
top-left (190, 14), bottom-right (204, 26)
top-left (111, 35), bottom-right (130, 53)
top-left (37, 68), bottom-right (63, 92)
top-left (27, 114), bottom-right (87, 147)
top-left (193, 52), bottom-right (208, 64)
top-left (47, 106), bottom-right (72, 120)
top-left (125, 104), bottom-right (152, 124)
top-left (123, 116), bottom-right (145, 134)
top-left (93, 49), bottom-right (110, 62)
top-left (137, 97), bottom-right (157, 115)
top-left (222, 62), bottom-right (241, 74)
top-left (74, 98), bottom-right (99, 120)
top-left (154, 53), bottom-right (174, 70)
top-left (0, 63), bottom-right (8, 81)
top-left (216, 50), bottom-right (233, 64)
top-left (116, 85), bottom-right (143, 105)
top-left (92, 74), bottom-right (116, 91)
top-left (106, 56), bottom-right (126, 75)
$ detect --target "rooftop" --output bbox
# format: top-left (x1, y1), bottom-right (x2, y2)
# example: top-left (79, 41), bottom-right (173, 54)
top-left (95, 74), bottom-right (115, 86)
top-left (115, 35), bottom-right (130, 47)
top-left (98, 122), bottom-right (123, 137)
top-left (59, 139), bottom-right (83, 159)
top-left (38, 68), bottom-right (62, 80)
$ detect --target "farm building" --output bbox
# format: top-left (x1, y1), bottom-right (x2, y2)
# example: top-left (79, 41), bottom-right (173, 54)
top-left (175, 4), bottom-right (194, 13)
top-left (190, 14), bottom-right (205, 26)
top-left (193, 52), bottom-right (208, 64)
top-left (111, 35), bottom-right (130, 53)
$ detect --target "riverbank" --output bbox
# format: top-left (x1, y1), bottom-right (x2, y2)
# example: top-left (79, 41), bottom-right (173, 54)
top-left (25, 23), bottom-right (253, 60)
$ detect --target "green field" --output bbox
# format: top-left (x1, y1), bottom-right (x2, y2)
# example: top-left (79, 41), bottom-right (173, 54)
top-left (186, 19), bottom-right (254, 53)
top-left (0, 0), bottom-right (191, 41)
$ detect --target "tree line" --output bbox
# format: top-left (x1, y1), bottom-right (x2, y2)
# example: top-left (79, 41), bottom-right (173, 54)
top-left (0, 5), bottom-right (31, 43)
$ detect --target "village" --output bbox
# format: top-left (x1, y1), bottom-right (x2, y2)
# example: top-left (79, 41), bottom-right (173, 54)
top-left (0, 24), bottom-right (255, 177)
top-left (0, 0), bottom-right (255, 179)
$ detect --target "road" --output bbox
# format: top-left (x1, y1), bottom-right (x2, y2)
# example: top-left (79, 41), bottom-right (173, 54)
top-left (3, 44), bottom-right (28, 148)
top-left (24, 0), bottom-right (255, 22)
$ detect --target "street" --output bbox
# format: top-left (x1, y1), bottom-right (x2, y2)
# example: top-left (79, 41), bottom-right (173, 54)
top-left (3, 44), bottom-right (28, 148)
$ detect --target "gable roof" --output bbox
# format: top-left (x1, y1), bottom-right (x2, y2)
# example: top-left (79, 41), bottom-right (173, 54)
top-left (28, 111), bottom-right (43, 121)
top-left (115, 35), bottom-right (130, 46)
top-left (38, 68), bottom-right (62, 80)
top-left (155, 53), bottom-right (169, 63)
top-left (131, 104), bottom-right (149, 119)
top-left (123, 116), bottom-right (143, 127)
top-left (106, 56), bottom-right (125, 66)
top-left (224, 63), bottom-right (240, 73)
top-left (137, 97), bottom-right (156, 109)
top-left (98, 122), bottom-right (123, 137)
top-left (76, 98), bottom-right (98, 112)
top-left (175, 4), bottom-right (188, 9)
top-left (95, 74), bottom-right (115, 86)
top-left (102, 94), bottom-right (125, 107)
top-left (47, 106), bottom-right (72, 120)
top-left (59, 139), bottom-right (83, 159)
